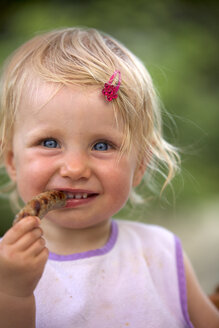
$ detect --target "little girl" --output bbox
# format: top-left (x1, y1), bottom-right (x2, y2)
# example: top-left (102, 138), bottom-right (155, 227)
top-left (0, 27), bottom-right (218, 328)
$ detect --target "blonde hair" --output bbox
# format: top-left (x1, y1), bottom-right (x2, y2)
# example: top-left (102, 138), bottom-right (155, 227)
top-left (0, 27), bottom-right (180, 210)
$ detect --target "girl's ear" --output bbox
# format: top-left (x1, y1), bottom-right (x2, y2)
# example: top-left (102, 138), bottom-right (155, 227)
top-left (132, 160), bottom-right (147, 188)
top-left (133, 148), bottom-right (153, 187)
top-left (4, 149), bottom-right (17, 181)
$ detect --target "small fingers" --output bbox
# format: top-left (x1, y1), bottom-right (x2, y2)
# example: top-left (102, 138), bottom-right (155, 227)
top-left (3, 216), bottom-right (41, 245)
top-left (27, 237), bottom-right (48, 257)
top-left (14, 227), bottom-right (44, 251)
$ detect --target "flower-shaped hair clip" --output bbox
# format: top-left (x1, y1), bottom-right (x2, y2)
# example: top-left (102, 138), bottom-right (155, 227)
top-left (102, 70), bottom-right (121, 102)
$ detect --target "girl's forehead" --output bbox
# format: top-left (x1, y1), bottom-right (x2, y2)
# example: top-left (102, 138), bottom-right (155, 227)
top-left (17, 78), bottom-right (124, 130)
top-left (19, 78), bottom-right (61, 115)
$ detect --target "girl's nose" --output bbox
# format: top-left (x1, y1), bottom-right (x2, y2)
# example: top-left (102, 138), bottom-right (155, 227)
top-left (59, 152), bottom-right (91, 180)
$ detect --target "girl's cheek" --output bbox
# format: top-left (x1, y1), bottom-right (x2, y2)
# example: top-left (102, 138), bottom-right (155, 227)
top-left (105, 163), bottom-right (134, 193)
top-left (16, 157), bottom-right (55, 201)
top-left (28, 159), bottom-right (55, 183)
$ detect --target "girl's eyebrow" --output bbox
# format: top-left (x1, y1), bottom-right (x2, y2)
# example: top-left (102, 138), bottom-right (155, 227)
top-left (89, 129), bottom-right (124, 143)
top-left (24, 127), bottom-right (124, 141)
top-left (90, 128), bottom-right (123, 137)
top-left (25, 126), bottom-right (61, 137)
top-left (22, 129), bottom-right (59, 145)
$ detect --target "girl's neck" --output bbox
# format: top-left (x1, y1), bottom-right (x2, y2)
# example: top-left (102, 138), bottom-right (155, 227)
top-left (41, 219), bottom-right (112, 255)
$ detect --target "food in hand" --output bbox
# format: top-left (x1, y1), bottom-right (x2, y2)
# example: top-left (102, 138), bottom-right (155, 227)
top-left (13, 190), bottom-right (67, 225)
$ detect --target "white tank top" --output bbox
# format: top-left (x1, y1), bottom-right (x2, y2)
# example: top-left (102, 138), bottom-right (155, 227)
top-left (34, 220), bottom-right (194, 328)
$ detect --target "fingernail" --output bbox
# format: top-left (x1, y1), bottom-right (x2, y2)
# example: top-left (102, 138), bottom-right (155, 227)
top-left (35, 216), bottom-right (41, 225)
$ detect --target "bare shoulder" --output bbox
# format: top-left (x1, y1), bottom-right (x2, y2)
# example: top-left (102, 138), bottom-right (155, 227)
top-left (183, 252), bottom-right (219, 328)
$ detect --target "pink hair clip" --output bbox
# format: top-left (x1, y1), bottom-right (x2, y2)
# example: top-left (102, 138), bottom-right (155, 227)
top-left (102, 70), bottom-right (121, 102)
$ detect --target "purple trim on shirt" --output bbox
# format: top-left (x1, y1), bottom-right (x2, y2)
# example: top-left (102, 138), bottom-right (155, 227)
top-left (175, 235), bottom-right (194, 328)
top-left (48, 220), bottom-right (118, 261)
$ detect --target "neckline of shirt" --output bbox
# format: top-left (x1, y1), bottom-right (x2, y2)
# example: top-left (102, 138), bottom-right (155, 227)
top-left (48, 220), bottom-right (118, 262)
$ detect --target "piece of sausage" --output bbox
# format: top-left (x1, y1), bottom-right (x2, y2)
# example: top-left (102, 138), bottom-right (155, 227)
top-left (13, 190), bottom-right (67, 225)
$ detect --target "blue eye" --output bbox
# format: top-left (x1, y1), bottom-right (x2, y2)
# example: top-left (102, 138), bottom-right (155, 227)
top-left (42, 139), bottom-right (58, 148)
top-left (93, 142), bottom-right (110, 151)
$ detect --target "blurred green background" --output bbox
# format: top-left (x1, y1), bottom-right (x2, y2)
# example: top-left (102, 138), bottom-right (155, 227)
top-left (0, 0), bottom-right (218, 294)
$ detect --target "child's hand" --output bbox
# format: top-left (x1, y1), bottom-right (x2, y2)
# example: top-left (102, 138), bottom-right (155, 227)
top-left (0, 216), bottom-right (48, 298)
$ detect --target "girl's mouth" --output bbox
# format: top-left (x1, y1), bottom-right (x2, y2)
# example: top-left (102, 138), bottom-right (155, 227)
top-left (66, 192), bottom-right (89, 199)
top-left (63, 190), bottom-right (99, 207)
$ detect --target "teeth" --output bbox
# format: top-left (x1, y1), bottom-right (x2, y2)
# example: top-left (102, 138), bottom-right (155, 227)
top-left (67, 193), bottom-right (88, 199)
top-left (75, 194), bottom-right (82, 199)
